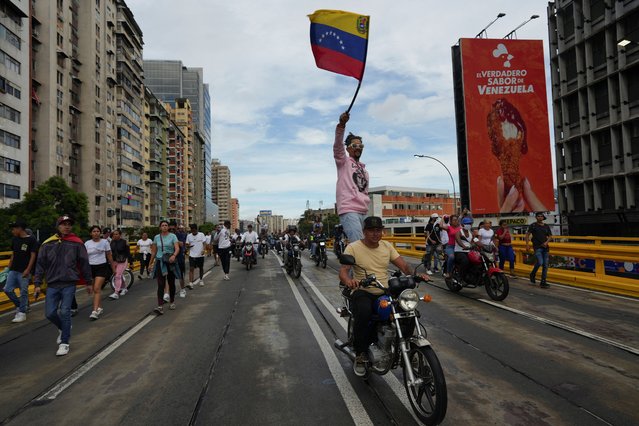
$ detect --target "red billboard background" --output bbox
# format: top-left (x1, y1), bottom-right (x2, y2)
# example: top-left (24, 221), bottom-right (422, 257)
top-left (460, 38), bottom-right (554, 214)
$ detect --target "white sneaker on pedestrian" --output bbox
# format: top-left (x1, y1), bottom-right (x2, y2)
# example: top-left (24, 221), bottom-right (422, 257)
top-left (179, 289), bottom-right (186, 298)
top-left (89, 310), bottom-right (99, 320)
top-left (223, 274), bottom-right (230, 281)
top-left (56, 329), bottom-right (62, 345)
top-left (426, 270), bottom-right (433, 275)
top-left (96, 307), bottom-right (104, 316)
top-left (169, 303), bottom-right (176, 310)
top-left (163, 293), bottom-right (170, 302)
top-left (56, 344), bottom-right (70, 356)
top-left (186, 282), bottom-right (194, 289)
top-left (12, 312), bottom-right (26, 323)
top-left (198, 279), bottom-right (204, 287)
top-left (120, 288), bottom-right (128, 296)
top-left (109, 292), bottom-right (119, 300)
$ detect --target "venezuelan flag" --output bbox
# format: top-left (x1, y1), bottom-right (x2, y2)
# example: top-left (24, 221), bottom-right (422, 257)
top-left (308, 10), bottom-right (369, 80)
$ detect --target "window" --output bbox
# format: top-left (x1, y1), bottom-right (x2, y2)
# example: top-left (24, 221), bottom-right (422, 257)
top-left (0, 77), bottom-right (21, 99)
top-left (0, 24), bottom-right (21, 50)
top-left (628, 66), bottom-right (639, 106)
top-left (590, 0), bottom-right (605, 21)
top-left (562, 4), bottom-right (575, 38)
top-left (0, 129), bottom-right (20, 148)
top-left (593, 81), bottom-right (609, 116)
top-left (590, 32), bottom-right (606, 69)
top-left (57, 108), bottom-right (63, 123)
top-left (563, 48), bottom-right (577, 81)
top-left (57, 32), bottom-right (63, 48)
top-left (56, 166), bottom-right (63, 177)
top-left (596, 130), bottom-right (612, 166)
top-left (0, 49), bottom-right (20, 74)
top-left (0, 157), bottom-right (20, 174)
top-left (565, 94), bottom-right (579, 125)
top-left (57, 71), bottom-right (64, 86)
top-left (0, 183), bottom-right (20, 199)
top-left (0, 102), bottom-right (20, 123)
top-left (57, 89), bottom-right (63, 106)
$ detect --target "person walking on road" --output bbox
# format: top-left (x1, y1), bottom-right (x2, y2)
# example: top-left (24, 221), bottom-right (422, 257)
top-left (85, 226), bottom-right (114, 320)
top-left (149, 221), bottom-right (181, 314)
top-left (496, 219), bottom-right (515, 275)
top-left (34, 215), bottom-right (92, 356)
top-left (5, 220), bottom-right (39, 323)
top-left (423, 214), bottom-right (442, 275)
top-left (137, 232), bottom-right (152, 279)
top-left (174, 224), bottom-right (188, 292)
top-left (526, 212), bottom-right (553, 288)
top-left (109, 230), bottom-right (131, 300)
top-left (334, 112), bottom-right (370, 243)
top-left (217, 220), bottom-right (233, 281)
top-left (186, 224), bottom-right (207, 291)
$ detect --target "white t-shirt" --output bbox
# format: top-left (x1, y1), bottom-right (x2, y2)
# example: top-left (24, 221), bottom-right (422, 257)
top-left (217, 227), bottom-right (232, 249)
top-left (85, 239), bottom-right (111, 265)
top-left (205, 234), bottom-right (211, 245)
top-left (478, 228), bottom-right (495, 246)
top-left (137, 238), bottom-right (153, 259)
top-left (242, 231), bottom-right (258, 244)
top-left (186, 232), bottom-right (207, 257)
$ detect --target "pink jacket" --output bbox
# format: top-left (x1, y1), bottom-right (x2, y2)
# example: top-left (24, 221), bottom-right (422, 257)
top-left (334, 125), bottom-right (370, 215)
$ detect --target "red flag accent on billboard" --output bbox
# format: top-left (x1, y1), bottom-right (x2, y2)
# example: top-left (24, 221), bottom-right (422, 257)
top-left (459, 38), bottom-right (554, 214)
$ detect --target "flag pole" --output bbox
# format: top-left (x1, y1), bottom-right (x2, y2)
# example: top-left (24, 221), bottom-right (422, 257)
top-left (346, 80), bottom-right (362, 113)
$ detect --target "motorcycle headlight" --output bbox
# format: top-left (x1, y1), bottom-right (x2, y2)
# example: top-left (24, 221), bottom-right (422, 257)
top-left (319, 242), bottom-right (325, 246)
top-left (293, 245), bottom-right (300, 251)
top-left (398, 289), bottom-right (419, 311)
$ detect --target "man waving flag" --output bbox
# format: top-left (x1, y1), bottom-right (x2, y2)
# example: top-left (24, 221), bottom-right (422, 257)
top-left (308, 10), bottom-right (370, 81)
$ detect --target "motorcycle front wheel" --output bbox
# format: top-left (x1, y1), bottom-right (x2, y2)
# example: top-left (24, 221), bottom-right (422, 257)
top-left (403, 344), bottom-right (447, 426)
top-left (485, 273), bottom-right (509, 301)
top-left (444, 271), bottom-right (462, 293)
top-left (294, 258), bottom-right (302, 278)
top-left (322, 254), bottom-right (327, 269)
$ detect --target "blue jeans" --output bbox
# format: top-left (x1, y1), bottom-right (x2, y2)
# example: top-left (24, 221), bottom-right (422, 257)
top-left (5, 270), bottom-right (30, 313)
top-left (339, 212), bottom-right (366, 242)
top-left (45, 285), bottom-right (76, 344)
top-left (445, 245), bottom-right (455, 274)
top-left (498, 245), bottom-right (515, 270)
top-left (531, 248), bottom-right (549, 283)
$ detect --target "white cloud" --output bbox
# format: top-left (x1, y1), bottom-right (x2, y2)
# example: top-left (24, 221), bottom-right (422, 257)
top-left (367, 93), bottom-right (454, 125)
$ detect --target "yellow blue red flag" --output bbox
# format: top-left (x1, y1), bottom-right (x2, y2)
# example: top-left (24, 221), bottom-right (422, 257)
top-left (308, 10), bottom-right (369, 80)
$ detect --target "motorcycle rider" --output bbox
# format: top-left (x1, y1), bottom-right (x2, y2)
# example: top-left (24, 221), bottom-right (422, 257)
top-left (241, 224), bottom-right (259, 265)
top-left (310, 226), bottom-right (326, 260)
top-left (454, 217), bottom-right (475, 278)
top-left (283, 226), bottom-right (302, 264)
top-left (231, 228), bottom-right (242, 259)
top-left (338, 216), bottom-right (429, 377)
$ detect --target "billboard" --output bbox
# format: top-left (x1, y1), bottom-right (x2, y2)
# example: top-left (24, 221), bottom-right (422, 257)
top-left (456, 38), bottom-right (554, 214)
top-left (259, 210), bottom-right (272, 216)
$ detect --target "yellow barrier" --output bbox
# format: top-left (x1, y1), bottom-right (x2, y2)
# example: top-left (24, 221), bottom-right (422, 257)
top-left (383, 235), bottom-right (639, 298)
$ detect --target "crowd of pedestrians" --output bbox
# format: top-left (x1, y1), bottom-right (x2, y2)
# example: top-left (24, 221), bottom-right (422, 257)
top-left (2, 215), bottom-right (235, 357)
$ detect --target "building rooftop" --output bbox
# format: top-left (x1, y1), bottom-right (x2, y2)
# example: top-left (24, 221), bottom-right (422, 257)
top-left (368, 185), bottom-right (452, 195)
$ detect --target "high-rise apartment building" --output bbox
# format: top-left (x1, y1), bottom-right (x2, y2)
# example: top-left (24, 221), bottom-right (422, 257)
top-left (212, 158), bottom-right (231, 222)
top-left (548, 0), bottom-right (639, 235)
top-left (143, 87), bottom-right (169, 226)
top-left (0, 1), bottom-right (28, 207)
top-left (143, 59), bottom-right (214, 223)
top-left (171, 97), bottom-right (195, 224)
top-left (165, 103), bottom-right (186, 224)
top-left (114, 0), bottom-right (144, 228)
top-left (231, 197), bottom-right (239, 230)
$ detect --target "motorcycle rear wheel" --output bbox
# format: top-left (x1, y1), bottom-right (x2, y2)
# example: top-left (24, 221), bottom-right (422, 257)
top-left (294, 259), bottom-right (302, 278)
top-left (444, 271), bottom-right (462, 293)
top-left (403, 345), bottom-right (448, 426)
top-left (485, 273), bottom-right (509, 301)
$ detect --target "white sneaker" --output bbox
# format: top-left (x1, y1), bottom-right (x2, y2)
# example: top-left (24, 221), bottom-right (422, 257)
top-left (163, 293), bottom-right (170, 302)
top-left (198, 279), bottom-right (204, 287)
top-left (56, 343), bottom-right (70, 356)
top-left (179, 289), bottom-right (186, 298)
top-left (109, 292), bottom-right (119, 300)
top-left (12, 312), bottom-right (27, 323)
top-left (56, 329), bottom-right (62, 345)
top-left (426, 270), bottom-right (433, 275)
top-left (186, 282), bottom-right (194, 289)
top-left (96, 307), bottom-right (104, 316)
top-left (89, 310), bottom-right (99, 320)
top-left (120, 288), bottom-right (128, 296)
top-left (223, 274), bottom-right (230, 281)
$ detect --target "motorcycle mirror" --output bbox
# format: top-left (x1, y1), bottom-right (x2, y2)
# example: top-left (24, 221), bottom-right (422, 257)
top-left (339, 254), bottom-right (356, 265)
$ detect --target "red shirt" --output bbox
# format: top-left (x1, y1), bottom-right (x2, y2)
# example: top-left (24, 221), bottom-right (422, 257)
top-left (446, 225), bottom-right (461, 246)
top-left (496, 227), bottom-right (511, 244)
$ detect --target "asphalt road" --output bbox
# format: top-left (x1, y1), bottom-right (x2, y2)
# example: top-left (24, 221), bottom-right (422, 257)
top-left (0, 250), bottom-right (637, 425)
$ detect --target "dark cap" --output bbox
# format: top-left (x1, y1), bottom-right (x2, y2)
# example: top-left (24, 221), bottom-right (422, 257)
top-left (535, 211), bottom-right (546, 219)
top-left (9, 220), bottom-right (27, 229)
top-left (56, 215), bottom-right (74, 226)
top-left (363, 216), bottom-right (384, 229)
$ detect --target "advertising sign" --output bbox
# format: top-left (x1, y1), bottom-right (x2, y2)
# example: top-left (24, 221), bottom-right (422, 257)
top-left (259, 210), bottom-right (272, 216)
top-left (459, 38), bottom-right (554, 214)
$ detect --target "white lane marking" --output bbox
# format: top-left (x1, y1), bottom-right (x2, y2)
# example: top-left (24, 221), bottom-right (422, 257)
top-left (37, 314), bottom-right (156, 401)
top-left (478, 298), bottom-right (639, 356)
top-left (300, 271), bottom-right (423, 425)
top-left (542, 282), bottom-right (639, 302)
top-left (275, 256), bottom-right (373, 426)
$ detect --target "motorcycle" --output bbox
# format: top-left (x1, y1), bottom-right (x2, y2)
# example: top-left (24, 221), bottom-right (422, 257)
top-left (233, 239), bottom-right (243, 261)
top-left (334, 234), bottom-right (346, 258)
top-left (242, 242), bottom-right (256, 270)
top-left (285, 240), bottom-right (303, 278)
top-left (260, 238), bottom-right (268, 258)
top-left (314, 237), bottom-right (327, 269)
top-left (335, 254), bottom-right (447, 425)
top-left (444, 242), bottom-right (509, 301)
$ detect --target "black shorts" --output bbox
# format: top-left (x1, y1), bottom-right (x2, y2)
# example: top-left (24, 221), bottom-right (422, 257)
top-left (213, 244), bottom-right (219, 253)
top-left (189, 256), bottom-right (204, 268)
top-left (91, 263), bottom-right (111, 278)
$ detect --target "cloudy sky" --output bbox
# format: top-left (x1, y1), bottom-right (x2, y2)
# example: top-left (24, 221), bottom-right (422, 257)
top-left (128, 0), bottom-right (555, 220)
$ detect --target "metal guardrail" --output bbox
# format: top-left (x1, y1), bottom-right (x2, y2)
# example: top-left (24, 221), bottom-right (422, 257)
top-left (383, 235), bottom-right (639, 298)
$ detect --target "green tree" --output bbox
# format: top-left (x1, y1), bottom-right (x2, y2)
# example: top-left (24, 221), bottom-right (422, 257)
top-left (199, 222), bottom-right (216, 234)
top-left (297, 209), bottom-right (314, 236)
top-left (0, 177), bottom-right (89, 250)
top-left (323, 213), bottom-right (340, 236)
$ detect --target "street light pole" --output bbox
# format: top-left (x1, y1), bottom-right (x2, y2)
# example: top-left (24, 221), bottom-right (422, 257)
top-left (413, 154), bottom-right (458, 214)
top-left (504, 15), bottom-right (540, 39)
top-left (475, 13), bottom-right (506, 38)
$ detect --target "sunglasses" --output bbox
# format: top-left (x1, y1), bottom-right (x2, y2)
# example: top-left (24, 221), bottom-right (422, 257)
top-left (349, 143), bottom-right (364, 149)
